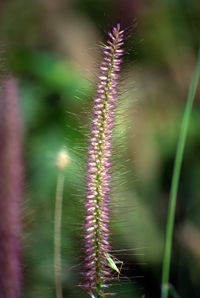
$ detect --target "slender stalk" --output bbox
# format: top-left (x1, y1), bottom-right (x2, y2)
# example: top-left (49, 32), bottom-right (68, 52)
top-left (54, 172), bottom-right (65, 298)
top-left (161, 50), bottom-right (200, 298)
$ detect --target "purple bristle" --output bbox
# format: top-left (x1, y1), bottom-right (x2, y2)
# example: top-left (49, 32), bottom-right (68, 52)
top-left (0, 77), bottom-right (23, 298)
top-left (83, 24), bottom-right (124, 296)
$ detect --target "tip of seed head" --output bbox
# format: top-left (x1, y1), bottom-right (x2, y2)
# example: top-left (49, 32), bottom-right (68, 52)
top-left (56, 149), bottom-right (70, 171)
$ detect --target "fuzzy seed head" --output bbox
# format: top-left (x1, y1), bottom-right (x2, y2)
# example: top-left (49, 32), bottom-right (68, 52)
top-left (0, 77), bottom-right (23, 298)
top-left (83, 23), bottom-right (124, 296)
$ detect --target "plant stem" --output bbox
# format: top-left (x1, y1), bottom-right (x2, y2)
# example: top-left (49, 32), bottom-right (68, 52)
top-left (161, 50), bottom-right (200, 298)
top-left (54, 172), bottom-right (65, 298)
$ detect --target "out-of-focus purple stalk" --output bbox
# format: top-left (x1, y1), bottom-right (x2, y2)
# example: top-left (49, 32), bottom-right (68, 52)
top-left (83, 24), bottom-right (124, 297)
top-left (0, 77), bottom-right (23, 298)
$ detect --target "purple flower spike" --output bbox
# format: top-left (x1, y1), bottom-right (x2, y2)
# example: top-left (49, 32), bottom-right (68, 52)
top-left (0, 77), bottom-right (23, 298)
top-left (83, 24), bottom-right (124, 296)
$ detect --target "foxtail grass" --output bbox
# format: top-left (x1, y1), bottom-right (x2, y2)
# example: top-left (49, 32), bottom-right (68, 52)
top-left (0, 77), bottom-right (23, 298)
top-left (82, 24), bottom-right (124, 297)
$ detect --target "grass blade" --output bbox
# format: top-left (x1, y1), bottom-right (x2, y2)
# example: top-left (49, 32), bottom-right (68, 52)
top-left (161, 50), bottom-right (200, 298)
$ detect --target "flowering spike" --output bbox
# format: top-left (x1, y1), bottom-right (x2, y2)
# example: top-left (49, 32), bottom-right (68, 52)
top-left (83, 24), bottom-right (124, 296)
top-left (0, 77), bottom-right (23, 298)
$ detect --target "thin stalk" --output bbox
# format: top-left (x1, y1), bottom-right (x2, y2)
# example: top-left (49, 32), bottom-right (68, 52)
top-left (161, 50), bottom-right (200, 298)
top-left (54, 172), bottom-right (65, 298)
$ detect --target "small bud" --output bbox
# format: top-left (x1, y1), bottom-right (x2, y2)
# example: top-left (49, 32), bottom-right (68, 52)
top-left (56, 149), bottom-right (70, 171)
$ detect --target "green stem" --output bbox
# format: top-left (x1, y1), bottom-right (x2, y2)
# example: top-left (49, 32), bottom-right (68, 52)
top-left (161, 50), bottom-right (200, 298)
top-left (54, 172), bottom-right (65, 298)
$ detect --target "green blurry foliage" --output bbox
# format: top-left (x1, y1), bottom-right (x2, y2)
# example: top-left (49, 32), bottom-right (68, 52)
top-left (0, 0), bottom-right (200, 297)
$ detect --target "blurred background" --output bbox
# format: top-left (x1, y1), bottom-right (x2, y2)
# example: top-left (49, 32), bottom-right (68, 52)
top-left (0, 0), bottom-right (200, 297)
